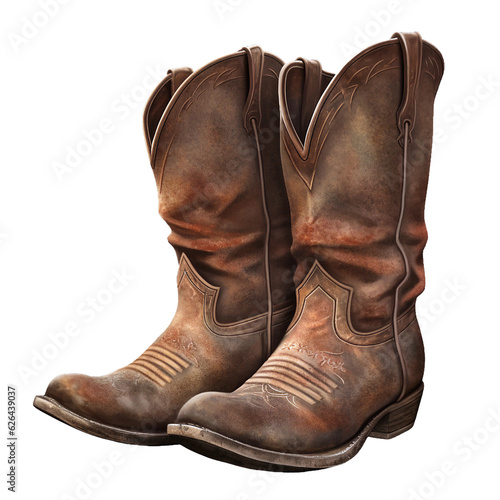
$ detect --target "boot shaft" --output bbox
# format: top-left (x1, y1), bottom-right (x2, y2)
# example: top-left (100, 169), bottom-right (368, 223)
top-left (279, 33), bottom-right (444, 331)
top-left (143, 48), bottom-right (295, 331)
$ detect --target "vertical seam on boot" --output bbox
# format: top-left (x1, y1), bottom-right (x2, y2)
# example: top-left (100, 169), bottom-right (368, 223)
top-left (251, 118), bottom-right (273, 359)
top-left (393, 122), bottom-right (410, 401)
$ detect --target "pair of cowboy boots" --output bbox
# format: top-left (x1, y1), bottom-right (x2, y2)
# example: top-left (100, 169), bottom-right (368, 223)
top-left (34, 32), bottom-right (444, 471)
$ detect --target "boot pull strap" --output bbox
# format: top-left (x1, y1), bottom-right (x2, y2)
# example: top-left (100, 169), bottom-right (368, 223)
top-left (393, 32), bottom-right (423, 146)
top-left (169, 67), bottom-right (192, 95)
top-left (241, 46), bottom-right (265, 135)
top-left (143, 67), bottom-right (192, 160)
top-left (297, 58), bottom-right (323, 139)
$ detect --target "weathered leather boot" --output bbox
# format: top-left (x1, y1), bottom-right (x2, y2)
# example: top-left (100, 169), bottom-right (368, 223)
top-left (169, 33), bottom-right (444, 469)
top-left (33, 47), bottom-right (296, 444)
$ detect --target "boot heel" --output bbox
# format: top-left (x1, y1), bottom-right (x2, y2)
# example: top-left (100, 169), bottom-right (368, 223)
top-left (370, 384), bottom-right (424, 439)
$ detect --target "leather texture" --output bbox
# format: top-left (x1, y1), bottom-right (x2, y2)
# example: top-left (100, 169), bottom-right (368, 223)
top-left (175, 33), bottom-right (444, 455)
top-left (37, 47), bottom-right (296, 439)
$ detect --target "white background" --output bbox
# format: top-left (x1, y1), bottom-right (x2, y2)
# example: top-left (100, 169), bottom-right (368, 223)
top-left (2, 0), bottom-right (499, 499)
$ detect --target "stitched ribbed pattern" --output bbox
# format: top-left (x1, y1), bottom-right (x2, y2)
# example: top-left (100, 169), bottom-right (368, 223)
top-left (248, 353), bottom-right (338, 405)
top-left (128, 346), bottom-right (191, 386)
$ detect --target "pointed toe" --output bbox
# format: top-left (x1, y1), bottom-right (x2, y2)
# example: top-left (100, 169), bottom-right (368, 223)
top-left (43, 373), bottom-right (108, 421)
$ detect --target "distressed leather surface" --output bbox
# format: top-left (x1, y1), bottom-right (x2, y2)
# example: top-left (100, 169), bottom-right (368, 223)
top-left (152, 49), bottom-right (295, 324)
top-left (42, 48), bottom-right (295, 435)
top-left (176, 34), bottom-right (444, 453)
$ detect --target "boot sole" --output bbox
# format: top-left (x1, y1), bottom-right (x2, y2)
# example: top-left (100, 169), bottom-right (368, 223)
top-left (167, 383), bottom-right (424, 471)
top-left (33, 395), bottom-right (172, 445)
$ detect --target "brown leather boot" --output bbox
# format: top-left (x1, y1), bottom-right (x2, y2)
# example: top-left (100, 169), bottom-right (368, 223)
top-left (169, 33), bottom-right (444, 470)
top-left (33, 47), bottom-right (296, 445)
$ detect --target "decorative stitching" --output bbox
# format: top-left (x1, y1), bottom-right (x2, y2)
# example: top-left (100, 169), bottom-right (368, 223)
top-left (245, 352), bottom-right (342, 406)
top-left (177, 253), bottom-right (294, 338)
top-left (285, 260), bottom-right (416, 347)
top-left (264, 67), bottom-right (279, 79)
top-left (128, 345), bottom-right (193, 386)
top-left (157, 66), bottom-right (245, 193)
top-left (238, 383), bottom-right (300, 408)
top-left (285, 57), bottom-right (401, 190)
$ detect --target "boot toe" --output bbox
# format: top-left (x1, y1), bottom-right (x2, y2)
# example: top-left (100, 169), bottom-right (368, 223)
top-left (176, 389), bottom-right (324, 453)
top-left (45, 373), bottom-right (105, 421)
top-left (42, 370), bottom-right (178, 433)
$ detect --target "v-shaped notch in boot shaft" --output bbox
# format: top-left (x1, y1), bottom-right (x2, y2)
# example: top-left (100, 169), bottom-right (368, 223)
top-left (284, 58), bottom-right (335, 146)
top-left (279, 34), bottom-right (444, 189)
